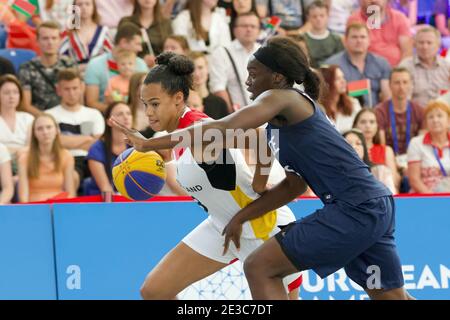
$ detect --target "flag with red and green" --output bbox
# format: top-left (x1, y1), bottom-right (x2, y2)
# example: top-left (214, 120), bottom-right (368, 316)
top-left (347, 79), bottom-right (371, 97)
top-left (11, 0), bottom-right (38, 19)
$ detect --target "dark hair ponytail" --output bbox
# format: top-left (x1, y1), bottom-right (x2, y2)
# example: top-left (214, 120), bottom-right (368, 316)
top-left (262, 36), bottom-right (322, 101)
top-left (303, 68), bottom-right (321, 101)
top-left (144, 52), bottom-right (194, 101)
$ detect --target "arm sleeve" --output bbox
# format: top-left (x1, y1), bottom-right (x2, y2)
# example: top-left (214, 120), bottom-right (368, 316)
top-left (172, 11), bottom-right (189, 36)
top-left (396, 12), bottom-right (412, 38)
top-left (86, 140), bottom-right (106, 163)
top-left (208, 47), bottom-right (229, 92)
top-left (380, 58), bottom-right (392, 79)
top-left (18, 63), bottom-right (32, 90)
top-left (375, 104), bottom-right (388, 130)
top-left (407, 137), bottom-right (422, 162)
top-left (334, 34), bottom-right (345, 52)
top-left (84, 59), bottom-right (101, 85)
top-left (216, 13), bottom-right (231, 47)
top-left (92, 110), bottom-right (106, 136)
top-left (102, 27), bottom-right (113, 53)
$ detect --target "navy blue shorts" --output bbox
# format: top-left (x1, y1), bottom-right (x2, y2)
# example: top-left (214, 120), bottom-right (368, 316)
top-left (275, 196), bottom-right (404, 290)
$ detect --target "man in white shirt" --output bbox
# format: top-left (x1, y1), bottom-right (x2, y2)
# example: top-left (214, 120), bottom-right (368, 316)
top-left (209, 12), bottom-right (261, 112)
top-left (46, 69), bottom-right (105, 190)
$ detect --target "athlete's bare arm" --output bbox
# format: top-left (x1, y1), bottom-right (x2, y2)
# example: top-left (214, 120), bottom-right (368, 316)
top-left (251, 129), bottom-right (274, 194)
top-left (109, 89), bottom-right (313, 153)
top-left (222, 172), bottom-right (308, 254)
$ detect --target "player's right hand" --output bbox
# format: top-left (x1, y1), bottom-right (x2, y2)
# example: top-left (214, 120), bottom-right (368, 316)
top-left (222, 216), bottom-right (243, 255)
top-left (108, 117), bottom-right (151, 152)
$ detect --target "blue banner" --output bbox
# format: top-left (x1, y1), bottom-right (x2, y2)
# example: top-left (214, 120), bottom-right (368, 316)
top-left (289, 198), bottom-right (450, 300)
top-left (52, 202), bottom-right (206, 300)
top-left (0, 204), bottom-right (56, 300)
top-left (0, 197), bottom-right (449, 299)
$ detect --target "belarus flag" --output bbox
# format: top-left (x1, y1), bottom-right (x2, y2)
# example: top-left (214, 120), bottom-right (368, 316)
top-left (347, 79), bottom-right (371, 97)
top-left (11, 0), bottom-right (37, 19)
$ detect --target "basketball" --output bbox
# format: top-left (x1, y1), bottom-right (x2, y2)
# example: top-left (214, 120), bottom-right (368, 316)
top-left (112, 148), bottom-right (166, 201)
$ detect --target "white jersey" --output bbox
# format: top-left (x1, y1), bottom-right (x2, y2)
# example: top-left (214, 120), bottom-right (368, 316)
top-left (176, 146), bottom-right (295, 240)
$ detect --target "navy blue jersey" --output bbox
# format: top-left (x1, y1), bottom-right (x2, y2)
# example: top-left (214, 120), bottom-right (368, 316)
top-left (266, 89), bottom-right (391, 206)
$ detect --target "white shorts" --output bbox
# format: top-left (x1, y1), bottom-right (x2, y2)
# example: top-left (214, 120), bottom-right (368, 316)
top-left (182, 218), bottom-right (302, 292)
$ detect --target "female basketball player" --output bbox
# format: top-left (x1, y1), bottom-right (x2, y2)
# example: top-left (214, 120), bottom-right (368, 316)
top-left (110, 51), bottom-right (301, 300)
top-left (111, 37), bottom-right (412, 300)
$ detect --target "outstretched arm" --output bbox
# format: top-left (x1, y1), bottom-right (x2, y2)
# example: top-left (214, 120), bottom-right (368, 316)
top-left (109, 90), bottom-right (290, 152)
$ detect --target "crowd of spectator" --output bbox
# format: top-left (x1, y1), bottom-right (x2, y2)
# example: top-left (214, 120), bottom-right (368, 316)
top-left (0, 0), bottom-right (449, 204)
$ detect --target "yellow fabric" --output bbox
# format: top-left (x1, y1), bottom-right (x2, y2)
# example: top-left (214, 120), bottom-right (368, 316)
top-left (229, 186), bottom-right (277, 241)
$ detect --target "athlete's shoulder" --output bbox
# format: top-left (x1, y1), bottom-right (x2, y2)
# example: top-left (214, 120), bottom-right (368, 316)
top-left (257, 88), bottom-right (314, 114)
top-left (177, 108), bottom-right (210, 129)
top-left (257, 88), bottom-right (307, 103)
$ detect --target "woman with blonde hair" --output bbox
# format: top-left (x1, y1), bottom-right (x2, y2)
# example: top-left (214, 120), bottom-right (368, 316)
top-left (408, 101), bottom-right (450, 193)
top-left (17, 114), bottom-right (75, 202)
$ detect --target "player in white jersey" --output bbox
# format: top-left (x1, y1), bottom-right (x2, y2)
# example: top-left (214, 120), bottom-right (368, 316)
top-left (110, 52), bottom-right (302, 299)
top-left (178, 146), bottom-right (297, 267)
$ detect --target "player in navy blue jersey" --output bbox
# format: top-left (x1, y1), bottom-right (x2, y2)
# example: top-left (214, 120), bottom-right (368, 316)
top-left (110, 37), bottom-right (413, 300)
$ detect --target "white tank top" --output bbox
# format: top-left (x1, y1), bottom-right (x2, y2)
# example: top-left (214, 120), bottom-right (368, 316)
top-left (175, 147), bottom-right (296, 239)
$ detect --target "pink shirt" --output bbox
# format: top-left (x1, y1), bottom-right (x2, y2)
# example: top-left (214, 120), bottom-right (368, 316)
top-left (347, 7), bottom-right (411, 66)
top-left (96, 0), bottom-right (134, 29)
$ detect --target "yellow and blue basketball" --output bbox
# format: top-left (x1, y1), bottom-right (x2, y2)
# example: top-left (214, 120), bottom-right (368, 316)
top-left (112, 148), bottom-right (166, 201)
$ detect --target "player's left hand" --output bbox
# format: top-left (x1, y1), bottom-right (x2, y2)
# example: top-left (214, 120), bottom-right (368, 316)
top-left (222, 217), bottom-right (243, 255)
